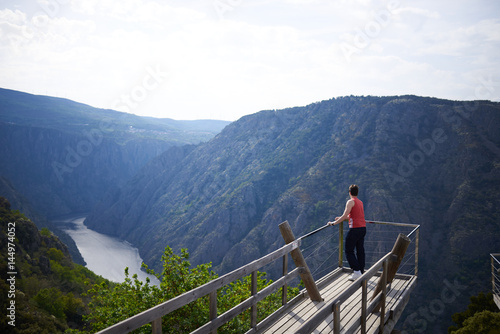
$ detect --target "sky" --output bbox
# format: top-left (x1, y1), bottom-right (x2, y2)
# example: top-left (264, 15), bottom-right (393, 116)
top-left (0, 0), bottom-right (499, 121)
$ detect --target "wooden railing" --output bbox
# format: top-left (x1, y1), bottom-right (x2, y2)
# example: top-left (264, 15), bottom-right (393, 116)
top-left (295, 222), bottom-right (419, 334)
top-left (97, 220), bottom-right (419, 334)
top-left (97, 239), bottom-right (303, 334)
top-left (491, 253), bottom-right (500, 310)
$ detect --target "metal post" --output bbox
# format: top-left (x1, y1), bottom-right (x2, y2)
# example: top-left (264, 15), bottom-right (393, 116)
top-left (338, 221), bottom-right (344, 268)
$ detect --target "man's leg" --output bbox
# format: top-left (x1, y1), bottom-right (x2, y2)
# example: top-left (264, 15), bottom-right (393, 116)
top-left (345, 229), bottom-right (360, 271)
top-left (355, 227), bottom-right (366, 273)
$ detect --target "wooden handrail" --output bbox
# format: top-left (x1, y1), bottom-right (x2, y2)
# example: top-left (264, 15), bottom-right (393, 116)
top-left (191, 267), bottom-right (304, 334)
top-left (296, 231), bottom-right (414, 334)
top-left (295, 251), bottom-right (394, 334)
top-left (96, 239), bottom-right (301, 334)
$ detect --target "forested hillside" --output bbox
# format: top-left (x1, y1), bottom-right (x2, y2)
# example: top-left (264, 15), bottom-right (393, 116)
top-left (85, 95), bottom-right (500, 332)
top-left (0, 197), bottom-right (107, 333)
top-left (0, 88), bottom-right (229, 218)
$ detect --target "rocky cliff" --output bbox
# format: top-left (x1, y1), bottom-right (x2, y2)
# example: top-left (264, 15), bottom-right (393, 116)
top-left (85, 95), bottom-right (500, 332)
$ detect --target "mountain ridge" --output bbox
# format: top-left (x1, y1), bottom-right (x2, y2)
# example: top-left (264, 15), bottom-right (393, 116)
top-left (84, 94), bottom-right (500, 331)
top-left (0, 87), bottom-right (230, 217)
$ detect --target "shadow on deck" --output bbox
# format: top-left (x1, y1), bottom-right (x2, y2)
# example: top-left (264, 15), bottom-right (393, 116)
top-left (255, 268), bottom-right (417, 333)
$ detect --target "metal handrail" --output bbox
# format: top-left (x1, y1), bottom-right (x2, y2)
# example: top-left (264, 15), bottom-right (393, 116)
top-left (491, 253), bottom-right (500, 311)
top-left (296, 221), bottom-right (420, 333)
top-left (300, 219), bottom-right (420, 276)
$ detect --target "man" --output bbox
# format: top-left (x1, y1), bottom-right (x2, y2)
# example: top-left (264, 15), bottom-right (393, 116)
top-left (327, 184), bottom-right (366, 281)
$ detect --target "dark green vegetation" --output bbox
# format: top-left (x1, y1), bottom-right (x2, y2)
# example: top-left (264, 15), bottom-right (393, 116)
top-left (0, 197), bottom-right (107, 333)
top-left (448, 292), bottom-right (500, 334)
top-left (1, 198), bottom-right (295, 333)
top-left (85, 95), bottom-right (500, 332)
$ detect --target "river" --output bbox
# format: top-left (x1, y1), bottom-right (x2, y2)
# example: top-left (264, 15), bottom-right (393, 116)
top-left (58, 216), bottom-right (159, 285)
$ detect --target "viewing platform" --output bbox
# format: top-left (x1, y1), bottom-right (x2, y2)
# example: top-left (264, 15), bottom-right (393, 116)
top-left (97, 220), bottom-right (420, 334)
top-left (255, 268), bottom-right (416, 333)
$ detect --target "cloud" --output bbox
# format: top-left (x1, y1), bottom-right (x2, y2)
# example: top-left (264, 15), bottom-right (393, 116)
top-left (0, 0), bottom-right (499, 120)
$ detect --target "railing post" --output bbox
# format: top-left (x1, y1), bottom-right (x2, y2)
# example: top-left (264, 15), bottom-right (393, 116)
top-left (282, 253), bottom-right (288, 305)
top-left (209, 291), bottom-right (217, 334)
top-left (251, 271), bottom-right (257, 328)
top-left (371, 233), bottom-right (411, 312)
top-left (338, 221), bottom-right (344, 268)
top-left (492, 256), bottom-right (495, 296)
top-left (333, 300), bottom-right (341, 333)
top-left (379, 259), bottom-right (388, 333)
top-left (415, 228), bottom-right (420, 276)
top-left (361, 279), bottom-right (367, 334)
top-left (152, 317), bottom-right (162, 334)
top-left (279, 221), bottom-right (322, 302)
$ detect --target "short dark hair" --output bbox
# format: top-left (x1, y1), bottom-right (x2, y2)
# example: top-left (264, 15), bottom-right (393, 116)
top-left (349, 184), bottom-right (359, 196)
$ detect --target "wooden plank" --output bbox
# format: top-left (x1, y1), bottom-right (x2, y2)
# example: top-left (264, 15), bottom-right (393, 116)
top-left (279, 221), bottom-right (322, 302)
top-left (270, 272), bottom-right (415, 334)
top-left (192, 267), bottom-right (303, 334)
top-left (248, 291), bottom-right (307, 333)
top-left (295, 252), bottom-right (393, 334)
top-left (364, 278), bottom-right (416, 333)
top-left (279, 275), bottom-right (350, 332)
top-left (381, 277), bottom-right (418, 333)
top-left (371, 234), bottom-right (411, 312)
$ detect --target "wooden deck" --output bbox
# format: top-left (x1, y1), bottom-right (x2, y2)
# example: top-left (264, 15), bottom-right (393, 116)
top-left (254, 267), bottom-right (417, 334)
top-left (96, 222), bottom-right (420, 334)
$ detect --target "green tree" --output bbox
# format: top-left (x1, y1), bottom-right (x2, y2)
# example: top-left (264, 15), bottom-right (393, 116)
top-left (449, 292), bottom-right (499, 333)
top-left (452, 311), bottom-right (500, 334)
top-left (34, 287), bottom-right (66, 319)
top-left (77, 246), bottom-right (299, 333)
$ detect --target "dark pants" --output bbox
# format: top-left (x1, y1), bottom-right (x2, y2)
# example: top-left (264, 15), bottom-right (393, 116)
top-left (345, 227), bottom-right (366, 272)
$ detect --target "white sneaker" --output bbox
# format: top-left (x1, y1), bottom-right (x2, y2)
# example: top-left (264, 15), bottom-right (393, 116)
top-left (349, 270), bottom-right (362, 281)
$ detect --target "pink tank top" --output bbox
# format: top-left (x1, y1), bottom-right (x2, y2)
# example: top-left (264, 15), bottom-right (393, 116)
top-left (348, 197), bottom-right (366, 228)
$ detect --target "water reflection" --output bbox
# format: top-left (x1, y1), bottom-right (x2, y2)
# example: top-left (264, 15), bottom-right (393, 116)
top-left (60, 216), bottom-right (159, 285)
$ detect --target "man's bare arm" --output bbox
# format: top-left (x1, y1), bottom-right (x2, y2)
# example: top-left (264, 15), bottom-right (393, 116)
top-left (327, 200), bottom-right (354, 226)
